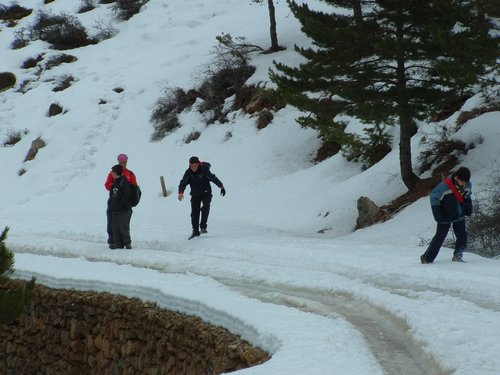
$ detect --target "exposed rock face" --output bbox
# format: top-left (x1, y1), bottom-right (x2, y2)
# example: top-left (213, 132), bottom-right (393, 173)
top-left (23, 137), bottom-right (46, 162)
top-left (356, 196), bottom-right (383, 229)
top-left (0, 283), bottom-right (269, 375)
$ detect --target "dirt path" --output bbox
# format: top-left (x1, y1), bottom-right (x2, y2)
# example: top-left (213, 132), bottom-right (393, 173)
top-left (223, 279), bottom-right (452, 375)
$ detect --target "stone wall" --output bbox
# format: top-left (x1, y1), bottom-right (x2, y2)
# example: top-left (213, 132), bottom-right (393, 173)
top-left (0, 283), bottom-right (269, 375)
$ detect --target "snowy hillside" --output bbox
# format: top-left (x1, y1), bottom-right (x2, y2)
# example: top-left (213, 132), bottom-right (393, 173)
top-left (2, 1), bottom-right (500, 374)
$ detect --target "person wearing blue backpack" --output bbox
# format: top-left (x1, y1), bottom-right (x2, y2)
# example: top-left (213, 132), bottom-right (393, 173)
top-left (178, 156), bottom-right (226, 239)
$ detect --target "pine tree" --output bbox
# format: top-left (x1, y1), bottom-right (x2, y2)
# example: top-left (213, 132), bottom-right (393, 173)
top-left (271, 0), bottom-right (498, 189)
top-left (0, 226), bottom-right (35, 325)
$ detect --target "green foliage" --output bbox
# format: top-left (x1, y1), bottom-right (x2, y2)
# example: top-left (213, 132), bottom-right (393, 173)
top-left (272, 0), bottom-right (499, 188)
top-left (343, 123), bottom-right (392, 169)
top-left (0, 227), bottom-right (14, 283)
top-left (0, 226), bottom-right (36, 325)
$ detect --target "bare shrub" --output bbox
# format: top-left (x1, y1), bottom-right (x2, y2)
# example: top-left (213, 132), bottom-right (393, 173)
top-left (45, 54), bottom-right (78, 70)
top-left (150, 87), bottom-right (198, 141)
top-left (111, 0), bottom-right (148, 21)
top-left (3, 129), bottom-right (28, 147)
top-left (467, 173), bottom-right (500, 257)
top-left (418, 125), bottom-right (482, 175)
top-left (456, 100), bottom-right (500, 129)
top-left (0, 2), bottom-right (32, 27)
top-left (0, 72), bottom-right (16, 92)
top-left (21, 54), bottom-right (45, 69)
top-left (53, 74), bottom-right (75, 92)
top-left (92, 18), bottom-right (118, 41)
top-left (13, 10), bottom-right (96, 50)
top-left (195, 33), bottom-right (258, 124)
top-left (78, 0), bottom-right (98, 14)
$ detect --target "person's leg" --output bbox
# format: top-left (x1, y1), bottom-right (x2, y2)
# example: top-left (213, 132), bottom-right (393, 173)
top-left (422, 223), bottom-right (451, 263)
top-left (190, 196), bottom-right (202, 234)
top-left (106, 203), bottom-right (113, 244)
top-left (111, 212), bottom-right (123, 248)
top-left (452, 220), bottom-right (467, 260)
top-left (121, 209), bottom-right (132, 248)
top-left (200, 193), bottom-right (212, 232)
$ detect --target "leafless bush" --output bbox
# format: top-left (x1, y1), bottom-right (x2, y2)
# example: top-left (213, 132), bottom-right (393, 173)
top-left (3, 129), bottom-right (28, 147)
top-left (12, 10), bottom-right (95, 50)
top-left (467, 173), bottom-right (500, 257)
top-left (418, 125), bottom-right (482, 175)
top-left (21, 54), bottom-right (45, 69)
top-left (150, 87), bottom-right (197, 141)
top-left (111, 0), bottom-right (148, 21)
top-left (92, 17), bottom-right (118, 41)
top-left (53, 74), bottom-right (76, 92)
top-left (0, 2), bottom-right (32, 27)
top-left (78, 0), bottom-right (98, 13)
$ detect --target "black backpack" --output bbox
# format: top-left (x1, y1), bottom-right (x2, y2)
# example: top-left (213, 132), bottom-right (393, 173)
top-left (127, 170), bottom-right (141, 207)
top-left (130, 184), bottom-right (141, 207)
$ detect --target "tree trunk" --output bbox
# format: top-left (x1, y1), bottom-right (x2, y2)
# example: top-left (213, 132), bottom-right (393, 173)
top-left (352, 0), bottom-right (363, 25)
top-left (395, 3), bottom-right (419, 190)
top-left (268, 0), bottom-right (280, 51)
top-left (399, 112), bottom-right (419, 190)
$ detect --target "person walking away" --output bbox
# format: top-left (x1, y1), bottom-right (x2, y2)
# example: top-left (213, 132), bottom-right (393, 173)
top-left (104, 154), bottom-right (138, 245)
top-left (420, 167), bottom-right (472, 264)
top-left (178, 156), bottom-right (226, 239)
top-left (108, 164), bottom-right (133, 249)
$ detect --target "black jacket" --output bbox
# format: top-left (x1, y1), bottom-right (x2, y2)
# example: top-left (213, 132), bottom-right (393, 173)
top-left (178, 163), bottom-right (223, 196)
top-left (109, 176), bottom-right (132, 213)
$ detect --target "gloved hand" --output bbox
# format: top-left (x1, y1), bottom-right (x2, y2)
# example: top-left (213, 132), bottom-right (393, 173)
top-left (178, 193), bottom-right (184, 201)
top-left (220, 187), bottom-right (226, 197)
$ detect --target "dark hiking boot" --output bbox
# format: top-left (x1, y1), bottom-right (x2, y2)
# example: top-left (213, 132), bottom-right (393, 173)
top-left (188, 232), bottom-right (200, 240)
top-left (125, 244), bottom-right (132, 249)
top-left (200, 228), bottom-right (208, 234)
top-left (109, 244), bottom-right (118, 250)
top-left (420, 254), bottom-right (430, 264)
top-left (452, 254), bottom-right (465, 262)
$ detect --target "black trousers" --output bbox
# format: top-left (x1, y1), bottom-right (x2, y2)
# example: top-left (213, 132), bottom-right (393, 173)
top-left (111, 209), bottom-right (132, 247)
top-left (422, 220), bottom-right (467, 263)
top-left (191, 193), bottom-right (212, 233)
top-left (106, 204), bottom-right (113, 244)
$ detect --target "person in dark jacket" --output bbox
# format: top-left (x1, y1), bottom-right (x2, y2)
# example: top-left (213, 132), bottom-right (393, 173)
top-left (109, 164), bottom-right (133, 249)
top-left (420, 167), bottom-right (472, 264)
top-left (178, 156), bottom-right (226, 239)
top-left (104, 153), bottom-right (138, 245)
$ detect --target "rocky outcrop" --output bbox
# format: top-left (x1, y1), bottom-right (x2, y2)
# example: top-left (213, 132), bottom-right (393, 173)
top-left (356, 196), bottom-right (383, 229)
top-left (23, 137), bottom-right (46, 162)
top-left (0, 283), bottom-right (269, 375)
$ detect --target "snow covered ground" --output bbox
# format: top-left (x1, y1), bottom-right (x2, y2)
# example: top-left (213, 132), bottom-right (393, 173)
top-left (1, 1), bottom-right (500, 374)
